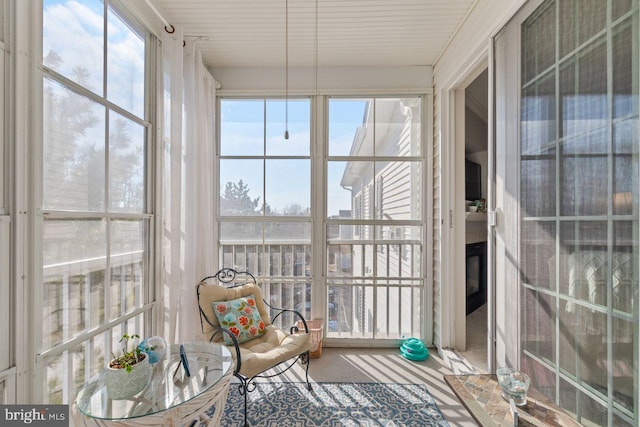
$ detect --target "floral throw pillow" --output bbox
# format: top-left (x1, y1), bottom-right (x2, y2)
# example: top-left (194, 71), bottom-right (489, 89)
top-left (211, 295), bottom-right (267, 345)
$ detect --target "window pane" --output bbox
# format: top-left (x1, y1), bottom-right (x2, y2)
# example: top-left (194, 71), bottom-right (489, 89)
top-left (327, 161), bottom-right (373, 219)
top-left (263, 226), bottom-right (311, 278)
top-left (326, 280), bottom-right (373, 338)
top-left (374, 279), bottom-right (422, 339)
top-left (614, 119), bottom-right (637, 215)
top-left (264, 221), bottom-right (311, 244)
top-left (613, 22), bottom-right (637, 119)
top-left (523, 289), bottom-right (555, 362)
top-left (220, 99), bottom-right (264, 156)
top-left (43, 0), bottom-right (104, 95)
top-left (613, 221), bottom-right (635, 314)
top-left (327, 242), bottom-right (374, 277)
top-left (375, 161), bottom-right (421, 220)
top-left (220, 159), bottom-right (263, 216)
top-left (521, 71), bottom-right (556, 217)
top-left (328, 99), bottom-right (371, 156)
top-left (261, 280), bottom-right (311, 327)
top-left (523, 0), bottom-right (555, 82)
top-left (43, 78), bottom-right (106, 211)
top-left (560, 130), bottom-right (609, 216)
top-left (107, 5), bottom-right (145, 118)
top-left (374, 98), bottom-right (422, 157)
top-left (220, 222), bottom-right (311, 279)
top-left (44, 352), bottom-right (63, 404)
top-left (43, 331), bottom-right (112, 404)
top-left (575, 1), bottom-right (607, 46)
top-left (326, 282), bottom-right (353, 335)
top-left (327, 161), bottom-right (354, 218)
top-left (220, 244), bottom-right (259, 273)
top-left (376, 225), bottom-right (422, 277)
top-left (266, 99), bottom-right (310, 156)
top-left (109, 220), bottom-right (145, 318)
top-left (521, 148), bottom-right (556, 217)
top-left (613, 0), bottom-right (633, 21)
top-left (521, 356), bottom-right (556, 401)
top-left (43, 219), bottom-right (106, 349)
top-left (522, 221), bottom-right (555, 290)
top-left (559, 378), bottom-right (608, 426)
top-left (265, 160), bottom-right (309, 216)
top-left (560, 39), bottom-right (608, 140)
top-left (559, 221), bottom-right (610, 307)
top-left (559, 0), bottom-right (606, 58)
top-left (522, 71), bottom-right (556, 148)
top-left (612, 316), bottom-right (634, 411)
top-left (220, 221), bottom-right (263, 244)
top-left (109, 111), bottom-right (145, 213)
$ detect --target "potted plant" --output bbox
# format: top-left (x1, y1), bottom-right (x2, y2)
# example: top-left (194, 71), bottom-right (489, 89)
top-left (105, 333), bottom-right (151, 400)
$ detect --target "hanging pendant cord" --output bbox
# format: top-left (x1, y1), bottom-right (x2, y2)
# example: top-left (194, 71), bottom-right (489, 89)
top-left (284, 0), bottom-right (290, 139)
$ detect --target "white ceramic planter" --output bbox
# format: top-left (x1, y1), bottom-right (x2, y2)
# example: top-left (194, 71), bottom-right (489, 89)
top-left (105, 354), bottom-right (151, 400)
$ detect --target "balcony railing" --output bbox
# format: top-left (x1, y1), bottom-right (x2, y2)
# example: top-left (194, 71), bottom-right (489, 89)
top-left (41, 251), bottom-right (146, 404)
top-left (221, 242), bottom-right (423, 339)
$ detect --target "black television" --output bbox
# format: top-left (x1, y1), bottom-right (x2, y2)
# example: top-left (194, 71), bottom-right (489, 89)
top-left (465, 159), bottom-right (482, 201)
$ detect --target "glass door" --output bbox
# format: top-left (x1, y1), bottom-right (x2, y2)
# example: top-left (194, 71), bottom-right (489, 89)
top-left (496, 1), bottom-right (638, 425)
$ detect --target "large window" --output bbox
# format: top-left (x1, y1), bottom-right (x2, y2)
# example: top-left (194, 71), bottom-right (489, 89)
top-left (326, 97), bottom-right (424, 339)
top-left (218, 96), bottom-right (425, 340)
top-left (40, 0), bottom-right (152, 404)
top-left (218, 98), bottom-right (312, 323)
top-left (520, 1), bottom-right (638, 425)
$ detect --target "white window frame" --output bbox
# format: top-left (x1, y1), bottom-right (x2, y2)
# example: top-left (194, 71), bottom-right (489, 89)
top-left (216, 93), bottom-right (433, 345)
top-left (30, 0), bottom-right (158, 404)
top-left (324, 95), bottom-right (428, 344)
top-left (216, 96), bottom-right (314, 323)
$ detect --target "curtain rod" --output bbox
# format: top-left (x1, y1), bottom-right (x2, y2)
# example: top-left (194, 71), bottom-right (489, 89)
top-left (143, 0), bottom-right (175, 33)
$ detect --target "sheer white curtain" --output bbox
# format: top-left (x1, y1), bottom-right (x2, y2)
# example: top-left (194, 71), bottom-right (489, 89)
top-left (162, 29), bottom-right (217, 343)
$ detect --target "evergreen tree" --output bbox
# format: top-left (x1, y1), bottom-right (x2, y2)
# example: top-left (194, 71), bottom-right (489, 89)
top-left (220, 179), bottom-right (262, 215)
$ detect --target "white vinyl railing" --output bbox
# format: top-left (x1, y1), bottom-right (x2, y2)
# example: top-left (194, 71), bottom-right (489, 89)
top-left (221, 242), bottom-right (423, 339)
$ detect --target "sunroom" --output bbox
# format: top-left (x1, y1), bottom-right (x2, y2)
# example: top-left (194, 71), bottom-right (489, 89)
top-left (0, 0), bottom-right (638, 426)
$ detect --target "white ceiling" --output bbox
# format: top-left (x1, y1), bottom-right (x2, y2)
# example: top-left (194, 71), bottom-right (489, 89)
top-left (149, 0), bottom-right (476, 69)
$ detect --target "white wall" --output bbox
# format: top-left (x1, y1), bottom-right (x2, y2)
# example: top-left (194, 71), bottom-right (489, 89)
top-left (212, 65), bottom-right (432, 94)
top-left (433, 0), bottom-right (527, 88)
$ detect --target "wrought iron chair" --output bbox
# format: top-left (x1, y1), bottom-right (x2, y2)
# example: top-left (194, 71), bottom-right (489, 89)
top-left (196, 268), bottom-right (312, 427)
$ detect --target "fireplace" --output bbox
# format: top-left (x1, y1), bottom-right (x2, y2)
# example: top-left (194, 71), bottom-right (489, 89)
top-left (466, 241), bottom-right (487, 315)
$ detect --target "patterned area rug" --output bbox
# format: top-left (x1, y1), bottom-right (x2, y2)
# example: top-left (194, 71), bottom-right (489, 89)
top-left (217, 382), bottom-right (450, 427)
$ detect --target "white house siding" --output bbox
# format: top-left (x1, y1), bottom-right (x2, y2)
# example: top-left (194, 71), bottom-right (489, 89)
top-left (431, 0), bottom-right (527, 349)
top-left (341, 98), bottom-right (423, 338)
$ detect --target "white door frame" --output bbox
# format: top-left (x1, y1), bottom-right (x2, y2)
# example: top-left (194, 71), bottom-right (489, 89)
top-left (439, 45), bottom-right (489, 345)
top-left (439, 51), bottom-right (489, 351)
top-left (437, 0), bottom-right (531, 374)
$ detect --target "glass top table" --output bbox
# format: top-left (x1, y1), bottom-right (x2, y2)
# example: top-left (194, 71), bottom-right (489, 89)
top-left (74, 341), bottom-right (233, 425)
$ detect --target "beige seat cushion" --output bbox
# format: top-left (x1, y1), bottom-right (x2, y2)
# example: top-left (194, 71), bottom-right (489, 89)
top-left (234, 325), bottom-right (311, 378)
top-left (198, 281), bottom-right (311, 378)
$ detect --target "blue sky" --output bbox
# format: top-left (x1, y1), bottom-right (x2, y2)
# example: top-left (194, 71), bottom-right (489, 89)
top-left (220, 99), bottom-right (368, 217)
top-left (43, 0), bottom-right (145, 118)
top-left (44, 0), bottom-right (369, 218)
